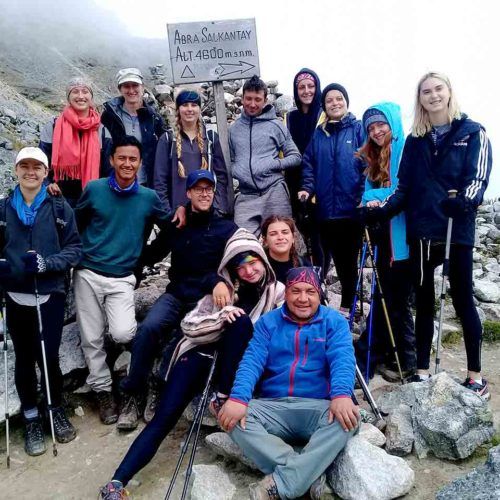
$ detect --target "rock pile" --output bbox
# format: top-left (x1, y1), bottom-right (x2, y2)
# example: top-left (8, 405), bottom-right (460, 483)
top-left (148, 64), bottom-right (295, 128)
top-left (377, 372), bottom-right (495, 460)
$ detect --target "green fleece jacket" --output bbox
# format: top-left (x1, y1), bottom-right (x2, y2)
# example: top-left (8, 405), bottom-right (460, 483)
top-left (75, 178), bottom-right (170, 277)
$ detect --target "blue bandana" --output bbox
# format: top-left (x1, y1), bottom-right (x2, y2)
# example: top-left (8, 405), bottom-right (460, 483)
top-left (108, 172), bottom-right (139, 196)
top-left (10, 185), bottom-right (47, 226)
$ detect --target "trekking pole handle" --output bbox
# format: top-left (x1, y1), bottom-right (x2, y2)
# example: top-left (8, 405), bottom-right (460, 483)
top-left (448, 189), bottom-right (458, 199)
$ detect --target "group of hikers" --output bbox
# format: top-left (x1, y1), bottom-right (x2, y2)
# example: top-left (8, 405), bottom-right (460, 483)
top-left (0, 65), bottom-right (493, 500)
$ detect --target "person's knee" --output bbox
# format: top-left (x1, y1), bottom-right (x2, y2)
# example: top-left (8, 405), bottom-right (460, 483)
top-left (109, 322), bottom-right (137, 344)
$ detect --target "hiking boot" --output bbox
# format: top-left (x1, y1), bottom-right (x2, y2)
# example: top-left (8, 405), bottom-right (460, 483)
top-left (117, 395), bottom-right (140, 431)
top-left (96, 391), bottom-right (118, 425)
top-left (52, 406), bottom-right (77, 443)
top-left (99, 481), bottom-right (129, 499)
top-left (248, 475), bottom-right (280, 500)
top-left (143, 382), bottom-right (161, 424)
top-left (24, 417), bottom-right (47, 456)
top-left (378, 363), bottom-right (415, 383)
top-left (310, 473), bottom-right (332, 500)
top-left (406, 373), bottom-right (431, 383)
top-left (462, 377), bottom-right (490, 400)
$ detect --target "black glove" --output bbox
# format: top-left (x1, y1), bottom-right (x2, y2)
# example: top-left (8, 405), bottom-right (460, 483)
top-left (357, 206), bottom-right (386, 227)
top-left (21, 253), bottom-right (47, 274)
top-left (440, 196), bottom-right (468, 218)
top-left (0, 259), bottom-right (11, 278)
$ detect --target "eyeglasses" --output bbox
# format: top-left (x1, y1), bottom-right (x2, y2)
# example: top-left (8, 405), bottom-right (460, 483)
top-left (192, 186), bottom-right (214, 195)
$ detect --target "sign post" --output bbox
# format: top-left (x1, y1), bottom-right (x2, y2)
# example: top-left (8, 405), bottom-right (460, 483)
top-left (167, 18), bottom-right (260, 212)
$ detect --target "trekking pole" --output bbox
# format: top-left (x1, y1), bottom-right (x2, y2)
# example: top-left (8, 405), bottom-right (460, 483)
top-left (435, 189), bottom-right (458, 375)
top-left (348, 242), bottom-right (368, 328)
top-left (365, 247), bottom-right (378, 382)
top-left (165, 351), bottom-right (218, 500)
top-left (1, 289), bottom-right (10, 468)
top-left (363, 229), bottom-right (404, 383)
top-left (347, 249), bottom-right (384, 423)
top-left (299, 197), bottom-right (314, 266)
top-left (29, 252), bottom-right (57, 457)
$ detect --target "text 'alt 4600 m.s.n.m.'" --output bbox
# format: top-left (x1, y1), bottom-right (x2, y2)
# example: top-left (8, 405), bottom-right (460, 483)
top-left (167, 18), bottom-right (260, 85)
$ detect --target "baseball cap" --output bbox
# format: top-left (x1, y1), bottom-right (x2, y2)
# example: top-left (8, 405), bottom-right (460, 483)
top-left (116, 68), bottom-right (144, 87)
top-left (15, 147), bottom-right (49, 168)
top-left (186, 169), bottom-right (216, 190)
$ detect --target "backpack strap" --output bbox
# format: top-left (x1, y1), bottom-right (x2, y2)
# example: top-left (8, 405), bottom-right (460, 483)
top-left (0, 198), bottom-right (7, 255)
top-left (206, 129), bottom-right (216, 172)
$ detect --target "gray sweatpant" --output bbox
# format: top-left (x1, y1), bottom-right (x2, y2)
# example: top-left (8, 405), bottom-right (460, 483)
top-left (234, 182), bottom-right (292, 236)
top-left (230, 397), bottom-right (357, 499)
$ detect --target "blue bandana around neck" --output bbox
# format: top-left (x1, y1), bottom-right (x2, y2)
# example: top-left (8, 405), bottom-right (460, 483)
top-left (108, 171), bottom-right (139, 196)
top-left (10, 185), bottom-right (47, 227)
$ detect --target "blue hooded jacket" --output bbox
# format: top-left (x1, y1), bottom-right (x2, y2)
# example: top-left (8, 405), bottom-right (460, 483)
top-left (361, 102), bottom-right (409, 261)
top-left (300, 113), bottom-right (365, 220)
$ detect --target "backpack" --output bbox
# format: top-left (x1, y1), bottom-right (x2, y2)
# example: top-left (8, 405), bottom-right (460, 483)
top-left (167, 128), bottom-right (217, 173)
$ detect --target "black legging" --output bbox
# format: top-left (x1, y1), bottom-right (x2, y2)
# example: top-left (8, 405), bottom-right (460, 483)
top-left (320, 218), bottom-right (362, 309)
top-left (6, 293), bottom-right (65, 411)
top-left (410, 242), bottom-right (482, 372)
top-left (113, 314), bottom-right (254, 486)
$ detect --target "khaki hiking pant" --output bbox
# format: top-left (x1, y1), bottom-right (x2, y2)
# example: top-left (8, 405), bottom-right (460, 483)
top-left (74, 269), bottom-right (136, 392)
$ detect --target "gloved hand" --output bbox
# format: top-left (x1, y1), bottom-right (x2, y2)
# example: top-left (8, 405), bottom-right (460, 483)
top-left (440, 196), bottom-right (468, 218)
top-left (357, 206), bottom-right (386, 227)
top-left (0, 259), bottom-right (12, 278)
top-left (21, 252), bottom-right (47, 274)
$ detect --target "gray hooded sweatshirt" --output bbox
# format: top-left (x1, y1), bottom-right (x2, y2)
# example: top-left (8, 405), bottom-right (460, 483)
top-left (229, 105), bottom-right (301, 194)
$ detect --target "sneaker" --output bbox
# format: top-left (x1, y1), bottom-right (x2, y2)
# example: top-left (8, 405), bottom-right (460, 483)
top-left (99, 481), bottom-right (129, 499)
top-left (52, 406), bottom-right (77, 443)
top-left (248, 475), bottom-right (280, 500)
top-left (462, 377), bottom-right (490, 400)
top-left (96, 391), bottom-right (118, 425)
top-left (117, 395), bottom-right (140, 431)
top-left (24, 417), bottom-right (47, 456)
top-left (208, 392), bottom-right (228, 418)
top-left (143, 382), bottom-right (160, 424)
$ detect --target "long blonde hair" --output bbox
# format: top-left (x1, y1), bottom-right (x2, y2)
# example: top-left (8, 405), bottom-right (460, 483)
top-left (412, 72), bottom-right (461, 137)
top-left (174, 107), bottom-right (208, 178)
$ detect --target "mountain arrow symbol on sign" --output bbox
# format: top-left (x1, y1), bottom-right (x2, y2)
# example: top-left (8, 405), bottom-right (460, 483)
top-left (215, 61), bottom-right (256, 78)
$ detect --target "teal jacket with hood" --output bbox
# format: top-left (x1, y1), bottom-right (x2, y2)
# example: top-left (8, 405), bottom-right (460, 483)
top-left (361, 101), bottom-right (408, 261)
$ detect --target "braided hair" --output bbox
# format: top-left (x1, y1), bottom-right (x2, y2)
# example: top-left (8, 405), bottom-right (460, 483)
top-left (174, 107), bottom-right (208, 178)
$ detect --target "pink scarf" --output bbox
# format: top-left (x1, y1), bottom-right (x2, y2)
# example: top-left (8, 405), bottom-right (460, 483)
top-left (51, 106), bottom-right (101, 188)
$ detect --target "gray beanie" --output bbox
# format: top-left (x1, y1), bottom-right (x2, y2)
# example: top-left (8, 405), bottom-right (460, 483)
top-left (66, 77), bottom-right (94, 100)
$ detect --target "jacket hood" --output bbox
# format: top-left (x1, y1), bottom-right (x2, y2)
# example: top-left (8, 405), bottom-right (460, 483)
top-left (240, 104), bottom-right (277, 123)
top-left (292, 68), bottom-right (321, 114)
top-left (218, 228), bottom-right (276, 293)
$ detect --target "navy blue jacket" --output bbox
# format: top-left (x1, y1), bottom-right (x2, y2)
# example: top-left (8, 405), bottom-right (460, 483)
top-left (301, 113), bottom-right (365, 220)
top-left (0, 196), bottom-right (82, 295)
top-left (144, 205), bottom-right (238, 303)
top-left (101, 97), bottom-right (166, 188)
top-left (383, 115), bottom-right (492, 246)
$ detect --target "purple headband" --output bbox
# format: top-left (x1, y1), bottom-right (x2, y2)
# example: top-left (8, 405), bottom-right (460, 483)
top-left (286, 267), bottom-right (321, 293)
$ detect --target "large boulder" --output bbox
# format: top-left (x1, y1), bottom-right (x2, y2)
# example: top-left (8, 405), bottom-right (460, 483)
top-left (190, 464), bottom-right (236, 500)
top-left (328, 436), bottom-right (415, 500)
top-left (378, 373), bottom-right (495, 460)
top-left (473, 279), bottom-right (500, 303)
top-left (385, 404), bottom-right (414, 456)
top-left (436, 445), bottom-right (500, 499)
top-left (205, 432), bottom-right (258, 470)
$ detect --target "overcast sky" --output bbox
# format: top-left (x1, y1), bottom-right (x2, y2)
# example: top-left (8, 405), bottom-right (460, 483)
top-left (97, 0), bottom-right (498, 195)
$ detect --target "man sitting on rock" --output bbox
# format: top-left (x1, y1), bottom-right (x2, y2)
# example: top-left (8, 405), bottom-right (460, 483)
top-left (218, 267), bottom-right (359, 499)
top-left (117, 168), bottom-right (238, 430)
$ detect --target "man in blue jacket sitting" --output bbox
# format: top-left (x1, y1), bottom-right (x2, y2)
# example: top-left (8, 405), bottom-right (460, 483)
top-left (218, 267), bottom-right (359, 500)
